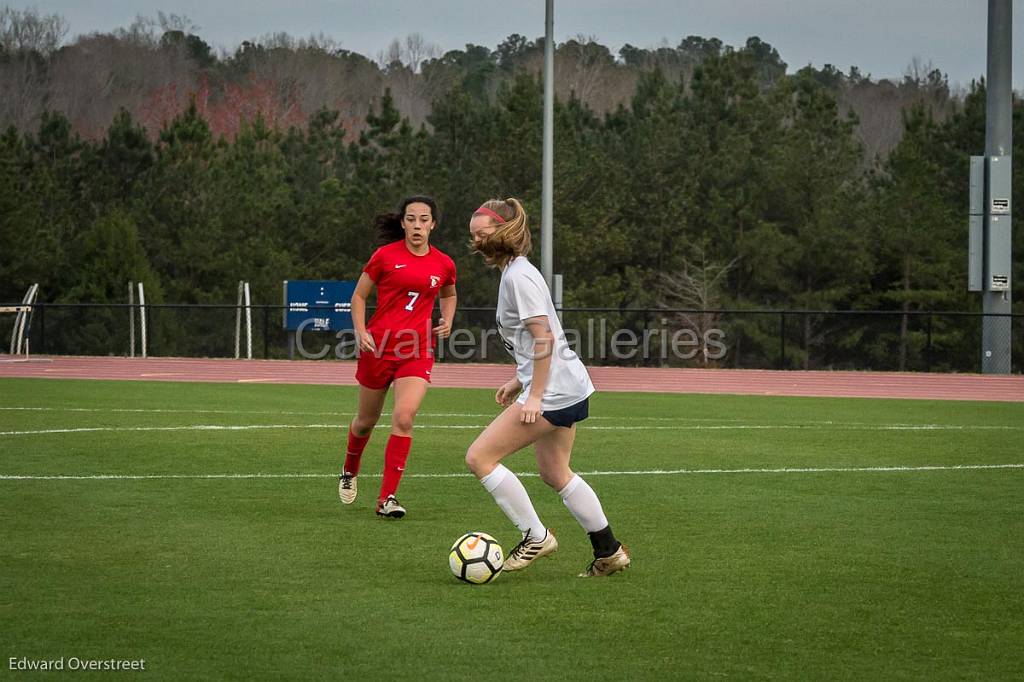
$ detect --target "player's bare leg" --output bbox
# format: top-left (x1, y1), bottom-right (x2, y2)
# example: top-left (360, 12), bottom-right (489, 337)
top-left (534, 422), bottom-right (577, 491)
top-left (390, 376), bottom-right (429, 437)
top-left (466, 402), bottom-right (559, 477)
top-left (467, 403), bottom-right (560, 570)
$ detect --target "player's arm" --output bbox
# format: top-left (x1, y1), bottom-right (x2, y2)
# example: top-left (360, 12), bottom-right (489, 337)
top-left (351, 272), bottom-right (376, 352)
top-left (520, 315), bottom-right (554, 424)
top-left (434, 284), bottom-right (456, 339)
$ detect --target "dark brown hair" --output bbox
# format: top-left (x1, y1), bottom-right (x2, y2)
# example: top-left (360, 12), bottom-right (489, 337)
top-left (374, 195), bottom-right (439, 246)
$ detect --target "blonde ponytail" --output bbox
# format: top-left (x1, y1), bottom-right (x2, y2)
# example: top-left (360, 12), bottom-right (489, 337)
top-left (471, 197), bottom-right (532, 269)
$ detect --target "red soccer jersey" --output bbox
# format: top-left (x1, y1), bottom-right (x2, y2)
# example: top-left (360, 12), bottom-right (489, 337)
top-left (363, 240), bottom-right (457, 359)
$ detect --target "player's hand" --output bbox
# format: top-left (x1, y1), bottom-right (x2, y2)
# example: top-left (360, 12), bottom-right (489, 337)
top-left (358, 332), bottom-right (376, 353)
top-left (520, 395), bottom-right (542, 424)
top-left (432, 317), bottom-right (452, 339)
top-left (495, 379), bottom-right (522, 407)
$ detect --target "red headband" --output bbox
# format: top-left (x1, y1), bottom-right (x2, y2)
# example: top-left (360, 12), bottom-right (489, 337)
top-left (474, 206), bottom-right (506, 223)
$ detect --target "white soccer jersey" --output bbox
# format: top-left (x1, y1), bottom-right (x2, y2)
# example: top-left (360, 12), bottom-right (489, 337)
top-left (496, 256), bottom-right (595, 411)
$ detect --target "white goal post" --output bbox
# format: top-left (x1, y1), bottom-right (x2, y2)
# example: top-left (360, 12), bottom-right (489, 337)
top-left (4, 283), bottom-right (39, 356)
top-left (235, 281), bottom-right (252, 360)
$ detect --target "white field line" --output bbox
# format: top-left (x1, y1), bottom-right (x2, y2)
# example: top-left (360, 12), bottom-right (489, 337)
top-left (0, 406), bottom-right (973, 427)
top-left (1, 463), bottom-right (1022, 481)
top-left (0, 407), bottom-right (493, 418)
top-left (1, 422), bottom-right (1023, 437)
top-left (0, 406), bottom-right (776, 424)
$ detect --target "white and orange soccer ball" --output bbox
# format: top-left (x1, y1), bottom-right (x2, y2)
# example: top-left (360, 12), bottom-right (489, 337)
top-left (449, 532), bottom-right (504, 584)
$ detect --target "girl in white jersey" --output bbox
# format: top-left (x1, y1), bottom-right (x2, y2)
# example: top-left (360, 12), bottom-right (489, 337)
top-left (465, 197), bottom-right (630, 578)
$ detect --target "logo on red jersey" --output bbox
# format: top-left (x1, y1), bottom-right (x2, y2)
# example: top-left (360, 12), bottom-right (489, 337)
top-left (430, 276), bottom-right (440, 288)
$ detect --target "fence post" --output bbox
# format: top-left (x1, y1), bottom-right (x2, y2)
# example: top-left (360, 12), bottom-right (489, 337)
top-left (235, 282), bottom-right (242, 360)
top-left (128, 281), bottom-right (135, 358)
top-left (801, 312), bottom-right (808, 369)
top-left (779, 312), bottom-right (786, 370)
top-left (263, 305), bottom-right (269, 359)
top-left (244, 282), bottom-right (252, 360)
top-left (39, 302), bottom-right (45, 354)
top-left (138, 282), bottom-right (147, 358)
top-left (925, 314), bottom-right (934, 372)
top-left (643, 309), bottom-right (652, 367)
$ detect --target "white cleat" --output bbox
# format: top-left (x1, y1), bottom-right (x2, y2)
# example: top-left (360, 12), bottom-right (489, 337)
top-left (578, 544), bottom-right (631, 577)
top-left (376, 495), bottom-right (406, 518)
top-left (338, 473), bottom-right (357, 504)
top-left (503, 529), bottom-right (558, 571)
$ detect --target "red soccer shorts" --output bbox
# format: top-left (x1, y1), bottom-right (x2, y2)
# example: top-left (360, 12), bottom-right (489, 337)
top-left (355, 353), bottom-right (434, 390)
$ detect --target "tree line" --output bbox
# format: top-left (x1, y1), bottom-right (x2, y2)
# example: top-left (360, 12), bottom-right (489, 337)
top-left (0, 9), bottom-right (1021, 369)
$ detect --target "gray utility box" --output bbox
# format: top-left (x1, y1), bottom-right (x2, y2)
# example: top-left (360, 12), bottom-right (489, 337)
top-left (969, 156), bottom-right (984, 291)
top-left (968, 155), bottom-right (1012, 292)
top-left (986, 156), bottom-right (1012, 291)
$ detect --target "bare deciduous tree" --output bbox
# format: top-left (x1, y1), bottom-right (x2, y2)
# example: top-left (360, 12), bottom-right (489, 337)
top-left (233, 35), bottom-right (383, 137)
top-left (0, 6), bottom-right (68, 54)
top-left (839, 58), bottom-right (954, 163)
top-left (556, 35), bottom-right (615, 108)
top-left (0, 54), bottom-right (46, 130)
top-left (658, 246), bottom-right (738, 364)
top-left (376, 33), bottom-right (442, 126)
top-left (111, 15), bottom-right (159, 48)
top-left (47, 32), bottom-right (199, 137)
top-left (0, 8), bottom-right (69, 130)
top-left (156, 11), bottom-right (199, 35)
top-left (376, 33), bottom-right (440, 73)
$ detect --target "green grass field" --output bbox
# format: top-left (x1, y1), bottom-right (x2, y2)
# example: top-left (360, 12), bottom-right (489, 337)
top-left (1, 377), bottom-right (1022, 680)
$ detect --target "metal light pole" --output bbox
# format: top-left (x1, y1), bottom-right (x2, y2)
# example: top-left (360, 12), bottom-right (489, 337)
top-left (982, 0), bottom-right (1013, 373)
top-left (541, 0), bottom-right (554, 290)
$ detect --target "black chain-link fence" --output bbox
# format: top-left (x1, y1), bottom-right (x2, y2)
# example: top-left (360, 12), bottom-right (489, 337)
top-left (2, 303), bottom-right (1022, 374)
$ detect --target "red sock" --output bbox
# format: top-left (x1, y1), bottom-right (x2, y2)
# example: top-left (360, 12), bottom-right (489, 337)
top-left (379, 435), bottom-right (412, 501)
top-left (343, 431), bottom-right (372, 476)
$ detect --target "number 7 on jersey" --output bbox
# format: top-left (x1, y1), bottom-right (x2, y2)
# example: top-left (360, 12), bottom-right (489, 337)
top-left (404, 291), bottom-right (420, 311)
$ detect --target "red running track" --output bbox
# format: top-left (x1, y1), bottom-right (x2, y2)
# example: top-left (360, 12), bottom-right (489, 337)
top-left (1, 355), bottom-right (1022, 402)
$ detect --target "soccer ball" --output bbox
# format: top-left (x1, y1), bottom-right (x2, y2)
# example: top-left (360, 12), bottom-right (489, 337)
top-left (449, 532), bottom-right (504, 584)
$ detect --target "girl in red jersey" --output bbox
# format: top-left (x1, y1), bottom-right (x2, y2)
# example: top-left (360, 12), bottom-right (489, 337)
top-left (337, 195), bottom-right (457, 517)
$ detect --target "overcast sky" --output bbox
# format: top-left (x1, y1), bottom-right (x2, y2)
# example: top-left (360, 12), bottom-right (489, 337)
top-left (17, 1), bottom-right (1024, 90)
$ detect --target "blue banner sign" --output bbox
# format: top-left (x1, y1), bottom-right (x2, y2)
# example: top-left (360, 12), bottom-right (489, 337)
top-left (283, 280), bottom-right (355, 331)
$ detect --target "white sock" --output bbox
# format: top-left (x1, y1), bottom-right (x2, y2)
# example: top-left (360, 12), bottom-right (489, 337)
top-left (558, 474), bottom-right (609, 533)
top-left (480, 464), bottom-right (547, 542)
